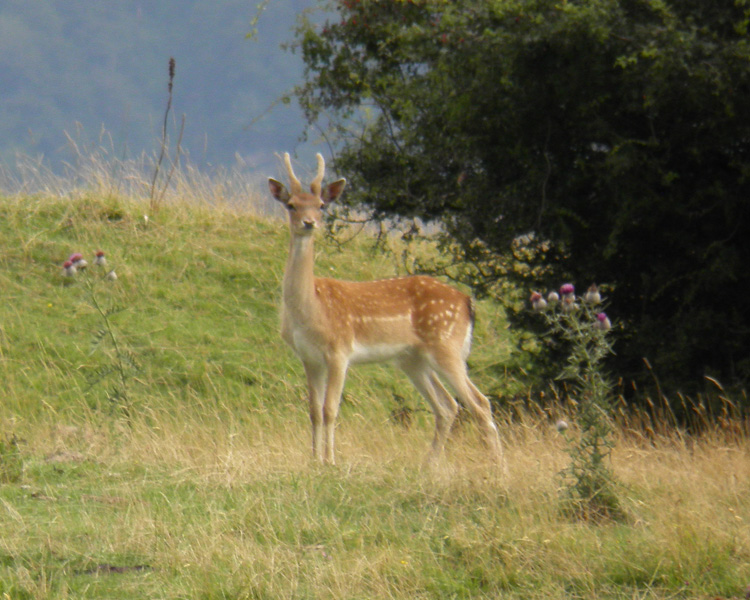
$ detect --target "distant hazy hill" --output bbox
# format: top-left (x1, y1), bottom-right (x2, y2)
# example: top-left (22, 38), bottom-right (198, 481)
top-left (0, 0), bottom-right (319, 172)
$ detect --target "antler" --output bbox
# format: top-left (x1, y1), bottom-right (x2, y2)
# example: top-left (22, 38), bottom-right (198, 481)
top-left (310, 153), bottom-right (325, 196)
top-left (283, 152), bottom-right (303, 195)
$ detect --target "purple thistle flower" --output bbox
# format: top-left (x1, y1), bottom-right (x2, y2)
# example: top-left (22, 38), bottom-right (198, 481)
top-left (595, 312), bottom-right (612, 331)
top-left (94, 250), bottom-right (107, 266)
top-left (560, 283), bottom-right (575, 297)
top-left (69, 252), bottom-right (87, 270)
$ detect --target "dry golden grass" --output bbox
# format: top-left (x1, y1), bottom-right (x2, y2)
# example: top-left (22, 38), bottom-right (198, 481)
top-left (5, 409), bottom-right (748, 599)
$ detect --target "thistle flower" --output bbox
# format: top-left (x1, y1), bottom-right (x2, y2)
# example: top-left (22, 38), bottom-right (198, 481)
top-left (584, 284), bottom-right (601, 304)
top-left (555, 419), bottom-right (569, 432)
top-left (106, 269), bottom-right (118, 281)
top-left (560, 283), bottom-right (575, 299)
top-left (547, 291), bottom-right (559, 304)
top-left (94, 250), bottom-right (107, 266)
top-left (562, 295), bottom-right (578, 312)
top-left (530, 291), bottom-right (547, 311)
top-left (595, 312), bottom-right (612, 331)
top-left (69, 252), bottom-right (87, 270)
top-left (63, 260), bottom-right (77, 277)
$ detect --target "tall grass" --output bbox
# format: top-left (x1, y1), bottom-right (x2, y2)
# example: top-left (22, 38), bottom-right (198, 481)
top-left (2, 412), bottom-right (749, 599)
top-left (1, 150), bottom-right (749, 599)
top-left (0, 126), bottom-right (275, 217)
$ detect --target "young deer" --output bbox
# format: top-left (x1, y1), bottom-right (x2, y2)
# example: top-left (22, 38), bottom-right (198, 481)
top-left (268, 153), bottom-right (502, 465)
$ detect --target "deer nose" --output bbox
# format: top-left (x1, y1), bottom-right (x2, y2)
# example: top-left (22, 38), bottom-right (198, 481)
top-left (302, 219), bottom-right (316, 229)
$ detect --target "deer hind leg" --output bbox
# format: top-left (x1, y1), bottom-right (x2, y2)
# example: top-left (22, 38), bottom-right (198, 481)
top-left (398, 354), bottom-right (459, 463)
top-left (431, 352), bottom-right (503, 462)
top-left (465, 377), bottom-right (504, 461)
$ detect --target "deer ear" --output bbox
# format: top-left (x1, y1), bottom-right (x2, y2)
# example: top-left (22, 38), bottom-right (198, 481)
top-left (268, 178), bottom-right (290, 204)
top-left (323, 178), bottom-right (346, 205)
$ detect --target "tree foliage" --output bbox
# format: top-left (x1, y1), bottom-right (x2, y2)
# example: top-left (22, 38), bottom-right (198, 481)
top-left (293, 0), bottom-right (750, 394)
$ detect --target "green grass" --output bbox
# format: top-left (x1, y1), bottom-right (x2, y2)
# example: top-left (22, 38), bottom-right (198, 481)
top-left (0, 193), bottom-right (293, 418)
top-left (1, 189), bottom-right (749, 599)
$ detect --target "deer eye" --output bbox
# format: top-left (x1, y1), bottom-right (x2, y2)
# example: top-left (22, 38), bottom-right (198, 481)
top-left (285, 203), bottom-right (297, 212)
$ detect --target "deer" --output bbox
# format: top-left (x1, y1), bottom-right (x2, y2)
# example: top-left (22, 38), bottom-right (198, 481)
top-left (268, 153), bottom-right (503, 465)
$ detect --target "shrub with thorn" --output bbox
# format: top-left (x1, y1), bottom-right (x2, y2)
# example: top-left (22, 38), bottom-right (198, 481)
top-left (531, 283), bottom-right (623, 521)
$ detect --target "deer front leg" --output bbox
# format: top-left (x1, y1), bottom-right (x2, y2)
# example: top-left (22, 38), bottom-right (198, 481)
top-left (303, 362), bottom-right (326, 462)
top-left (322, 357), bottom-right (348, 464)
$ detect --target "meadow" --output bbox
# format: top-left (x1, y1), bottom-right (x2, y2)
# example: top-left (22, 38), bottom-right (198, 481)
top-left (1, 158), bottom-right (749, 599)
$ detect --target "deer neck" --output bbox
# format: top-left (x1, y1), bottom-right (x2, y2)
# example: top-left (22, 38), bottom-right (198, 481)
top-left (282, 232), bottom-right (319, 319)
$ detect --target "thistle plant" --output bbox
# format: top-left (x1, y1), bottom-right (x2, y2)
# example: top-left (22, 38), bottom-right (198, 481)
top-left (531, 283), bottom-right (622, 520)
top-left (62, 251), bottom-right (136, 420)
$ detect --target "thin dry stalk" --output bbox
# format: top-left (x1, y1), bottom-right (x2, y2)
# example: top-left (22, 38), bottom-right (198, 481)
top-left (149, 57), bottom-right (184, 214)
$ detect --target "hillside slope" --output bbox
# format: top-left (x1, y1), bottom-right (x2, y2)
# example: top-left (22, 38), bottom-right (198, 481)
top-left (0, 191), bottom-right (511, 425)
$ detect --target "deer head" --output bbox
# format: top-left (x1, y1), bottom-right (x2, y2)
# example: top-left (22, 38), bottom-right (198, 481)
top-left (268, 153), bottom-right (346, 235)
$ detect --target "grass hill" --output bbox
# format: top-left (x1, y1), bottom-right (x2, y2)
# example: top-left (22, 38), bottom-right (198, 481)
top-left (1, 173), bottom-right (749, 599)
top-left (0, 186), bottom-right (513, 420)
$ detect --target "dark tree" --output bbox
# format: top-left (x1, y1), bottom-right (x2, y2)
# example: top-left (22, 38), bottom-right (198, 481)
top-left (293, 0), bottom-right (750, 395)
